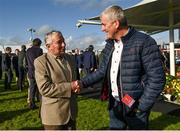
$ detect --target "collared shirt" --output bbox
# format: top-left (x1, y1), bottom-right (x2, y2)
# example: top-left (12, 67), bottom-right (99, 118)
top-left (110, 40), bottom-right (123, 101)
top-left (48, 52), bottom-right (71, 80)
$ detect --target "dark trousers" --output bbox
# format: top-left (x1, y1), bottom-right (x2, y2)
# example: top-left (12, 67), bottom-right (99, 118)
top-left (44, 119), bottom-right (76, 130)
top-left (0, 66), bottom-right (2, 79)
top-left (109, 100), bottom-right (150, 130)
top-left (18, 66), bottom-right (25, 91)
top-left (29, 78), bottom-right (40, 107)
top-left (4, 69), bottom-right (13, 89)
top-left (84, 68), bottom-right (94, 88)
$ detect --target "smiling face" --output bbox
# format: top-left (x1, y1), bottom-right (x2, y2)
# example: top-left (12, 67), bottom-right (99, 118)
top-left (46, 32), bottom-right (66, 56)
top-left (100, 14), bottom-right (120, 40)
top-left (100, 5), bottom-right (128, 40)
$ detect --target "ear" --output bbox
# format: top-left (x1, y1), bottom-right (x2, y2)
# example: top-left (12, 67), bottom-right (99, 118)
top-left (115, 20), bottom-right (120, 29)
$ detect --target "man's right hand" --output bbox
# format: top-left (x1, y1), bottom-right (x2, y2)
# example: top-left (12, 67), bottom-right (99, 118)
top-left (71, 80), bottom-right (81, 93)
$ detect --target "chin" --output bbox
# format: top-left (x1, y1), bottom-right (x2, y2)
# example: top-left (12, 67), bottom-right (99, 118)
top-left (105, 34), bottom-right (112, 39)
top-left (106, 36), bottom-right (112, 39)
top-left (60, 52), bottom-right (65, 54)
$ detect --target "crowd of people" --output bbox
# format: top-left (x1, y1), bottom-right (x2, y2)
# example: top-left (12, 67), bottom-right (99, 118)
top-left (71, 45), bottom-right (98, 80)
top-left (1, 38), bottom-right (43, 109)
top-left (1, 5), bottom-right (166, 130)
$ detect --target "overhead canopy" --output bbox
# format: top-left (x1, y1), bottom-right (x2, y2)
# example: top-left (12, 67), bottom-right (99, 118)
top-left (125, 0), bottom-right (180, 34)
top-left (77, 0), bottom-right (180, 34)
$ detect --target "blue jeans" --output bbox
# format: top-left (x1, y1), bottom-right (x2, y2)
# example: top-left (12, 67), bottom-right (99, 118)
top-left (109, 100), bottom-right (150, 130)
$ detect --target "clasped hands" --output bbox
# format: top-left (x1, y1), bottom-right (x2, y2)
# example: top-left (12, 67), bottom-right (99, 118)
top-left (71, 80), bottom-right (81, 93)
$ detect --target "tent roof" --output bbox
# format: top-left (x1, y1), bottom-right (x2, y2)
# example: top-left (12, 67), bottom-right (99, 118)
top-left (125, 0), bottom-right (180, 34)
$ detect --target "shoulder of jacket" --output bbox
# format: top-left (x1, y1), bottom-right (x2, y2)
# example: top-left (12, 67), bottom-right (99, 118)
top-left (135, 31), bottom-right (154, 41)
top-left (35, 54), bottom-right (47, 62)
top-left (64, 53), bottom-right (74, 61)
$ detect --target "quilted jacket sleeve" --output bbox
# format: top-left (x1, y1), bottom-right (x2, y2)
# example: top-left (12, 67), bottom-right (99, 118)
top-left (138, 36), bottom-right (166, 112)
top-left (81, 40), bottom-right (114, 87)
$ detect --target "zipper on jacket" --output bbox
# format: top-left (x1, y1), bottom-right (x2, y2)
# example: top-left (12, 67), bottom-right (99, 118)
top-left (102, 46), bottom-right (115, 88)
top-left (119, 42), bottom-right (126, 117)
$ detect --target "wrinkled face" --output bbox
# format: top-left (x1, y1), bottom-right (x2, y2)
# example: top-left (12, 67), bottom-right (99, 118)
top-left (101, 14), bottom-right (118, 39)
top-left (47, 32), bottom-right (66, 56)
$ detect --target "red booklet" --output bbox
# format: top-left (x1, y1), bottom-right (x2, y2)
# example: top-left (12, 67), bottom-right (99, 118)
top-left (121, 94), bottom-right (135, 108)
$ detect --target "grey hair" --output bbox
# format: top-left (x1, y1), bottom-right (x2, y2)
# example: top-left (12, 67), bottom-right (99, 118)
top-left (100, 5), bottom-right (127, 27)
top-left (44, 30), bottom-right (63, 45)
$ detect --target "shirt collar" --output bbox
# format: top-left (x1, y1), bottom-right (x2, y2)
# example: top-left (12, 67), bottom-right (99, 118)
top-left (48, 52), bottom-right (65, 60)
top-left (121, 26), bottom-right (136, 42)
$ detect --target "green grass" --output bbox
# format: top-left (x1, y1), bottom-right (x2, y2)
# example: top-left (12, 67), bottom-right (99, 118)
top-left (0, 77), bottom-right (180, 130)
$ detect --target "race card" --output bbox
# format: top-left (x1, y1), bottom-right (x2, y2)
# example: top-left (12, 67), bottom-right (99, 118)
top-left (121, 94), bottom-right (135, 108)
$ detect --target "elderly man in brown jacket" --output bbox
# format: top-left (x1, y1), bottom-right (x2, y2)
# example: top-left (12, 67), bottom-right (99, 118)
top-left (34, 30), bottom-right (80, 130)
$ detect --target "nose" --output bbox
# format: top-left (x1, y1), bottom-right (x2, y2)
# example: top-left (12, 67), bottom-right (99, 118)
top-left (62, 42), bottom-right (66, 47)
top-left (101, 25), bottom-right (105, 32)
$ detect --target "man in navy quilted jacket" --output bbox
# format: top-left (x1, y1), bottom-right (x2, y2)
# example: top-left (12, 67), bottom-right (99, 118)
top-left (78, 5), bottom-right (165, 130)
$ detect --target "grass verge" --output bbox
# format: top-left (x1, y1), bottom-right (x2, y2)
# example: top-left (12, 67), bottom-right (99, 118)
top-left (0, 79), bottom-right (179, 130)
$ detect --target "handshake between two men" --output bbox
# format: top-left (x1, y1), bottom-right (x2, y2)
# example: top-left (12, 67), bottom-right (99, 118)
top-left (71, 80), bottom-right (82, 93)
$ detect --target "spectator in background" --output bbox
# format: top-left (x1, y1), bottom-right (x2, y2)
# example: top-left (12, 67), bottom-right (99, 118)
top-left (71, 49), bottom-right (75, 55)
top-left (3, 47), bottom-right (13, 90)
top-left (26, 38), bottom-right (43, 109)
top-left (79, 50), bottom-right (84, 77)
top-left (83, 45), bottom-right (97, 78)
top-left (12, 49), bottom-right (20, 88)
top-left (75, 48), bottom-right (84, 77)
top-left (18, 45), bottom-right (27, 91)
